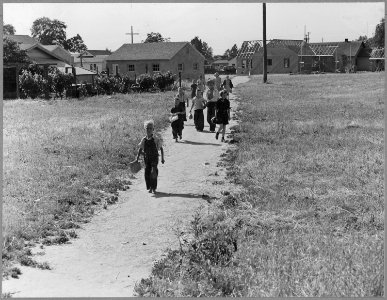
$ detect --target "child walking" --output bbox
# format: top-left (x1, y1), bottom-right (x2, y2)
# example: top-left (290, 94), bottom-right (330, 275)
top-left (189, 89), bottom-right (207, 132)
top-left (136, 120), bottom-right (165, 193)
top-left (205, 79), bottom-right (218, 132)
top-left (215, 90), bottom-right (231, 142)
top-left (170, 97), bottom-right (185, 142)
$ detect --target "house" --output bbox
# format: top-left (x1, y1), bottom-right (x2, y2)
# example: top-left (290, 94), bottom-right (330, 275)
top-left (71, 49), bottom-right (111, 73)
top-left (236, 38), bottom-right (371, 75)
top-left (105, 42), bottom-right (205, 80)
top-left (4, 35), bottom-right (73, 99)
top-left (309, 40), bottom-right (371, 72)
top-left (212, 59), bottom-right (229, 70)
top-left (236, 40), bottom-right (262, 75)
top-left (369, 48), bottom-right (384, 71)
top-left (5, 35), bottom-right (71, 67)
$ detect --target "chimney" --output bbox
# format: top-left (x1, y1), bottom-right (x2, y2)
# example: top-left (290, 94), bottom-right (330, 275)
top-left (345, 38), bottom-right (349, 42)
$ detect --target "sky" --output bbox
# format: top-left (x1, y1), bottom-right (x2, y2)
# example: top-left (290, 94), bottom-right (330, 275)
top-left (3, 2), bottom-right (385, 55)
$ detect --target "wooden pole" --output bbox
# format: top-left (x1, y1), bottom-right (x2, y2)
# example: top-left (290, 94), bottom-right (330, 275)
top-left (263, 3), bottom-right (268, 83)
top-left (179, 71), bottom-right (182, 88)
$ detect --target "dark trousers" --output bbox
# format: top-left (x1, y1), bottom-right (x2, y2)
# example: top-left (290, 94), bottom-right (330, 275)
top-left (144, 160), bottom-right (158, 190)
top-left (206, 103), bottom-right (216, 131)
top-left (194, 109), bottom-right (204, 131)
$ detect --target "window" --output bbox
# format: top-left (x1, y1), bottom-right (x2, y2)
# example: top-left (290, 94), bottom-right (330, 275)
top-left (178, 63), bottom-right (184, 71)
top-left (193, 63), bottom-right (198, 70)
top-left (128, 64), bottom-right (135, 72)
top-left (152, 64), bottom-right (160, 72)
top-left (250, 60), bottom-right (253, 68)
top-left (242, 60), bottom-right (246, 68)
top-left (284, 58), bottom-right (290, 68)
top-left (90, 64), bottom-right (93, 70)
top-left (268, 59), bottom-right (272, 66)
top-left (112, 64), bottom-right (119, 75)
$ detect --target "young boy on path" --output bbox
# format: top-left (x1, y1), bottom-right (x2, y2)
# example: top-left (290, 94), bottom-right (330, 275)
top-left (189, 89), bottom-right (207, 132)
top-left (136, 120), bottom-right (165, 193)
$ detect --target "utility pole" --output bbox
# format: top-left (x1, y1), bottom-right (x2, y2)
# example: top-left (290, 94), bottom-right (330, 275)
top-left (263, 3), bottom-right (267, 83)
top-left (125, 26), bottom-right (139, 44)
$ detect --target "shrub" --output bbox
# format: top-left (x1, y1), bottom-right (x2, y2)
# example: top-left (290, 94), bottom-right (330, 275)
top-left (95, 75), bottom-right (115, 95)
top-left (19, 70), bottom-right (45, 99)
top-left (50, 68), bottom-right (74, 99)
top-left (137, 74), bottom-right (155, 92)
top-left (121, 75), bottom-right (136, 93)
top-left (153, 71), bottom-right (175, 91)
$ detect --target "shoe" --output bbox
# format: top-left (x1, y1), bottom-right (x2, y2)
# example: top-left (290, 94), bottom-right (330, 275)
top-left (175, 138), bottom-right (178, 142)
top-left (215, 132), bottom-right (219, 140)
top-left (148, 189), bottom-right (153, 193)
top-left (179, 135), bottom-right (182, 140)
top-left (221, 137), bottom-right (225, 142)
top-left (152, 189), bottom-right (157, 194)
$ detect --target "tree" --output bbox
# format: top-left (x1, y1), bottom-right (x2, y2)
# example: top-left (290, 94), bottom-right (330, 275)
top-left (3, 36), bottom-right (31, 64)
top-left (3, 23), bottom-right (16, 35)
top-left (190, 36), bottom-right (213, 63)
top-left (31, 17), bottom-right (67, 46)
top-left (223, 44), bottom-right (239, 60)
top-left (372, 17), bottom-right (385, 48)
top-left (143, 32), bottom-right (170, 43)
top-left (64, 34), bottom-right (87, 52)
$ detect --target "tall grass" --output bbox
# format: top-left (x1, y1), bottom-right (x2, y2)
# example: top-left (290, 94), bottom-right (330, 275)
top-left (3, 91), bottom-right (177, 271)
top-left (134, 72), bottom-right (384, 297)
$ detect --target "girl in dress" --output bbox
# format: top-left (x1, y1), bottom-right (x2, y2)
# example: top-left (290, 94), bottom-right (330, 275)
top-left (215, 90), bottom-right (231, 142)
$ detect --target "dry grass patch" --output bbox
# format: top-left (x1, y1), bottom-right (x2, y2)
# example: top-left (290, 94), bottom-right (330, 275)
top-left (3, 92), bottom-right (175, 273)
top-left (135, 72), bottom-right (384, 297)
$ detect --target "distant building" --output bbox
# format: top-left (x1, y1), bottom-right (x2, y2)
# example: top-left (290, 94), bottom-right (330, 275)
top-left (236, 38), bottom-right (371, 74)
top-left (105, 42), bottom-right (205, 80)
top-left (71, 49), bottom-right (111, 73)
top-left (212, 59), bottom-right (229, 70)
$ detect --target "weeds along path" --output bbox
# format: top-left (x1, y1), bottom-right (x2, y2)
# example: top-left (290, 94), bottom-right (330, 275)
top-left (2, 76), bottom-right (251, 297)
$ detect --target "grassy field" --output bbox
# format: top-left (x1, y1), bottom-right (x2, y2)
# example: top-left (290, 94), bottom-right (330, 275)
top-left (134, 72), bottom-right (384, 297)
top-left (2, 90), bottom-right (180, 275)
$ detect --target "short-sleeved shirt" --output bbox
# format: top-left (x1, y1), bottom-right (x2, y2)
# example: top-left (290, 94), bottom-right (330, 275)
top-left (192, 97), bottom-right (206, 110)
top-left (138, 135), bottom-right (162, 151)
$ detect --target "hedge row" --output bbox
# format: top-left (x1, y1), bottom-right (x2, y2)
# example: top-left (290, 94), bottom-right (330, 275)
top-left (18, 64), bottom-right (177, 99)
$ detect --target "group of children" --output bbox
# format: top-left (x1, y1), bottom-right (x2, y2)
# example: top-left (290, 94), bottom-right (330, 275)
top-left (135, 73), bottom-right (234, 194)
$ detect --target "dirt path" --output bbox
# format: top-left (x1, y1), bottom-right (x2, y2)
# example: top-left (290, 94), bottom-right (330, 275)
top-left (2, 76), bottom-right (250, 297)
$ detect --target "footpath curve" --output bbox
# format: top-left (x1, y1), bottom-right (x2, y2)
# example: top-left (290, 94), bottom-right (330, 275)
top-left (2, 76), bottom-right (250, 297)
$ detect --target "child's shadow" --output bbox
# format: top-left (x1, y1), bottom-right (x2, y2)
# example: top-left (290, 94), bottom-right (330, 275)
top-left (153, 192), bottom-right (205, 199)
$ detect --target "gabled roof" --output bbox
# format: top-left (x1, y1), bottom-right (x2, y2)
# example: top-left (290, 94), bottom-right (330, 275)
top-left (42, 45), bottom-right (73, 64)
top-left (308, 44), bottom-right (339, 56)
top-left (106, 42), bottom-right (199, 61)
top-left (370, 48), bottom-right (384, 60)
top-left (5, 35), bottom-right (71, 64)
top-left (88, 50), bottom-right (111, 56)
top-left (5, 35), bottom-right (39, 48)
top-left (237, 40), bottom-right (262, 59)
top-left (310, 41), bottom-right (365, 57)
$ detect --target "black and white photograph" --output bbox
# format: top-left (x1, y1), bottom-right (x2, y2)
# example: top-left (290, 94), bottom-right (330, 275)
top-left (2, 1), bottom-right (385, 297)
